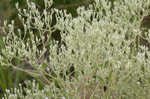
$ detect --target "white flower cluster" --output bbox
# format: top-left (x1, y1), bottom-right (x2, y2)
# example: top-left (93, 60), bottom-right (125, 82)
top-left (2, 0), bottom-right (150, 98)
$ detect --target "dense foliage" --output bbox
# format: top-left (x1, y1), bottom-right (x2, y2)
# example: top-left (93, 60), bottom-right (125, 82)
top-left (1, 0), bottom-right (150, 98)
top-left (0, 0), bottom-right (94, 97)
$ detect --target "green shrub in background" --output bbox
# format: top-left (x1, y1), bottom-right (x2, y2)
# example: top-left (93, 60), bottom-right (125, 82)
top-left (1, 0), bottom-right (150, 98)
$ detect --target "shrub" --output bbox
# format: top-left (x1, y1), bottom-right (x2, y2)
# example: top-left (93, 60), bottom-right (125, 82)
top-left (1, 0), bottom-right (150, 98)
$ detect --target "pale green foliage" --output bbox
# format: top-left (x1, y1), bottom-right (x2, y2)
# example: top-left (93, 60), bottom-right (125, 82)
top-left (2, 0), bottom-right (150, 99)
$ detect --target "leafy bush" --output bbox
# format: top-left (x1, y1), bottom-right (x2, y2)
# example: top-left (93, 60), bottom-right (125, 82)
top-left (1, 0), bottom-right (150, 98)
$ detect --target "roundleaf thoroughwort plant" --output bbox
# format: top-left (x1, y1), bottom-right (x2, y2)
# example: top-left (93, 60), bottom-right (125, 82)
top-left (1, 0), bottom-right (150, 98)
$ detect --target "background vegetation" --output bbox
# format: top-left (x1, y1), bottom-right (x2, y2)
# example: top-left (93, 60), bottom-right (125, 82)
top-left (0, 0), bottom-right (150, 99)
